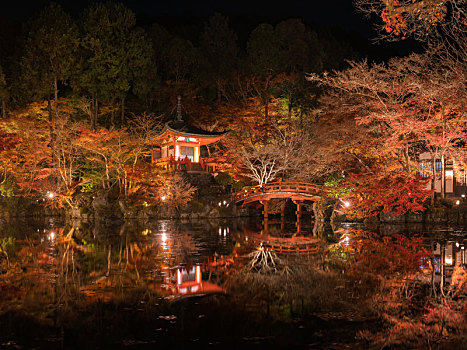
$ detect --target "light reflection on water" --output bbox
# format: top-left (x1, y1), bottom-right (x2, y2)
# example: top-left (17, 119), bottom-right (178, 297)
top-left (0, 217), bottom-right (466, 348)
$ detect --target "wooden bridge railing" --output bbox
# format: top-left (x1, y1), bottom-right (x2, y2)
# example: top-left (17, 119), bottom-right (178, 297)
top-left (231, 181), bottom-right (322, 203)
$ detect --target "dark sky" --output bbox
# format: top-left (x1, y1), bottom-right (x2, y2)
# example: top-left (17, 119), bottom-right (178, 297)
top-left (3, 0), bottom-right (418, 59)
top-left (3, 0), bottom-right (375, 36)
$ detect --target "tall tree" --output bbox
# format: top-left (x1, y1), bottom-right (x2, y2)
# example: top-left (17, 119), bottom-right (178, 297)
top-left (274, 19), bottom-right (323, 119)
top-left (201, 13), bottom-right (238, 103)
top-left (244, 24), bottom-right (281, 119)
top-left (77, 2), bottom-right (150, 128)
top-left (21, 2), bottom-right (78, 153)
top-left (0, 65), bottom-right (7, 118)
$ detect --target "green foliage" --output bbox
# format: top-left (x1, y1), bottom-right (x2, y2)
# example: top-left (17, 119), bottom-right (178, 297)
top-left (0, 236), bottom-right (16, 255)
top-left (324, 173), bottom-right (353, 199)
top-left (190, 199), bottom-right (205, 213)
top-left (79, 180), bottom-right (97, 194)
top-left (77, 2), bottom-right (152, 126)
top-left (81, 239), bottom-right (96, 251)
top-left (328, 244), bottom-right (348, 261)
top-left (21, 3), bottom-right (78, 100)
top-left (233, 180), bottom-right (248, 192)
top-left (0, 178), bottom-right (16, 198)
top-left (245, 23), bottom-right (281, 77)
top-left (215, 172), bottom-right (234, 187)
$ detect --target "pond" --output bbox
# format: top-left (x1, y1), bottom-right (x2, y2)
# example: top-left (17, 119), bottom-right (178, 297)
top-left (0, 217), bottom-right (466, 349)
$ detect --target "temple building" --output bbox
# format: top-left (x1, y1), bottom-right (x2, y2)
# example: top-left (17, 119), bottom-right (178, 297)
top-left (150, 97), bottom-right (228, 173)
top-left (419, 152), bottom-right (467, 197)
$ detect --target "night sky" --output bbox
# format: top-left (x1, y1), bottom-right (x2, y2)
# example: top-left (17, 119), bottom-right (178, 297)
top-left (3, 0), bottom-right (373, 34)
top-left (1, 0), bottom-right (419, 60)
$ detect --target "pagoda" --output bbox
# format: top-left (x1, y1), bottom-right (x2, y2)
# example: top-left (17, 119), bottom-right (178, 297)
top-left (150, 96), bottom-right (228, 173)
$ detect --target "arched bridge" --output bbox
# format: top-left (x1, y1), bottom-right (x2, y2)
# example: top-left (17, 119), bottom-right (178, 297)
top-left (232, 181), bottom-right (322, 205)
top-left (231, 181), bottom-right (322, 221)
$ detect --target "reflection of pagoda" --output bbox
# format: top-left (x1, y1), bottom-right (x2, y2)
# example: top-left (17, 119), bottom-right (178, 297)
top-left (150, 96), bottom-right (228, 173)
top-left (164, 264), bottom-right (224, 298)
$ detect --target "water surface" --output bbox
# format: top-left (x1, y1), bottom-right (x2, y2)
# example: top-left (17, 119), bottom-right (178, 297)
top-left (0, 217), bottom-right (465, 349)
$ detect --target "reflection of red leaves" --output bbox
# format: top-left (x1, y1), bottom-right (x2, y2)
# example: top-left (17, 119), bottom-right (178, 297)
top-left (346, 230), bottom-right (431, 277)
top-left (38, 253), bottom-right (53, 265)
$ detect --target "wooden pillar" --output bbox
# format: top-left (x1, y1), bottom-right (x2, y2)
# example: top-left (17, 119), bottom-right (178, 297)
top-left (280, 200), bottom-right (286, 232)
top-left (281, 201), bottom-right (286, 217)
top-left (194, 144), bottom-right (200, 163)
top-left (295, 201), bottom-right (302, 235)
top-left (263, 218), bottom-right (269, 234)
top-left (295, 201), bottom-right (302, 221)
top-left (261, 200), bottom-right (269, 219)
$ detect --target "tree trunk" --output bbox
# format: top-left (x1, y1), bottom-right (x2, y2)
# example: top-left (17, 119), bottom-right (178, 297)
top-left (1, 97), bottom-right (5, 118)
top-left (430, 256), bottom-right (437, 298)
top-left (110, 98), bottom-right (115, 127)
top-left (54, 76), bottom-right (59, 132)
top-left (48, 95), bottom-right (54, 161)
top-left (431, 153), bottom-right (436, 205)
top-left (288, 92), bottom-right (292, 119)
top-left (216, 80), bottom-right (221, 104)
top-left (92, 97), bottom-right (98, 130)
top-left (440, 244), bottom-right (445, 296)
top-left (441, 153), bottom-right (446, 199)
top-left (121, 96), bottom-right (125, 126)
top-left (264, 77), bottom-right (270, 119)
top-left (404, 146), bottom-right (410, 172)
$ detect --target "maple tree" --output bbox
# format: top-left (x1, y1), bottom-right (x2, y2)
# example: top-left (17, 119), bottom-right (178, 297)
top-left (77, 127), bottom-right (134, 194)
top-left (308, 50), bottom-right (465, 210)
top-left (223, 101), bottom-right (312, 186)
top-left (354, 0), bottom-right (466, 41)
top-left (0, 109), bottom-right (51, 198)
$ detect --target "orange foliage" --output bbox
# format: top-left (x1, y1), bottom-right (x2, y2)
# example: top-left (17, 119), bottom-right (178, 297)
top-left (342, 170), bottom-right (433, 218)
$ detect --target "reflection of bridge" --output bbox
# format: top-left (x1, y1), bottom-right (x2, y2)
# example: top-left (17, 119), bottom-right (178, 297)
top-left (237, 225), bottom-right (322, 255)
top-left (248, 234), bottom-right (321, 255)
top-left (232, 181), bottom-right (322, 220)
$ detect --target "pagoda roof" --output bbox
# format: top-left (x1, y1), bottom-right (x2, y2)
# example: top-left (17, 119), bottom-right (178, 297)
top-left (166, 120), bottom-right (228, 137)
top-left (152, 120), bottom-right (229, 146)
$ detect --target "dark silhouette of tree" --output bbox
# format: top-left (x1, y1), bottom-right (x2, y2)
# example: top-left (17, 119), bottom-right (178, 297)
top-left (200, 13), bottom-right (238, 103)
top-left (21, 2), bottom-right (78, 157)
top-left (244, 23), bottom-right (281, 118)
top-left (77, 2), bottom-right (150, 128)
top-left (0, 65), bottom-right (7, 118)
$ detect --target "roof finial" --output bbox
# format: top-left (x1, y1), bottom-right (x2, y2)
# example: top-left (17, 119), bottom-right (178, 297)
top-left (176, 95), bottom-right (183, 122)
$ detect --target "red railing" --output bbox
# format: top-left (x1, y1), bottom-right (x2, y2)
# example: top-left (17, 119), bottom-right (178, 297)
top-left (152, 157), bottom-right (221, 173)
top-left (231, 181), bottom-right (322, 202)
